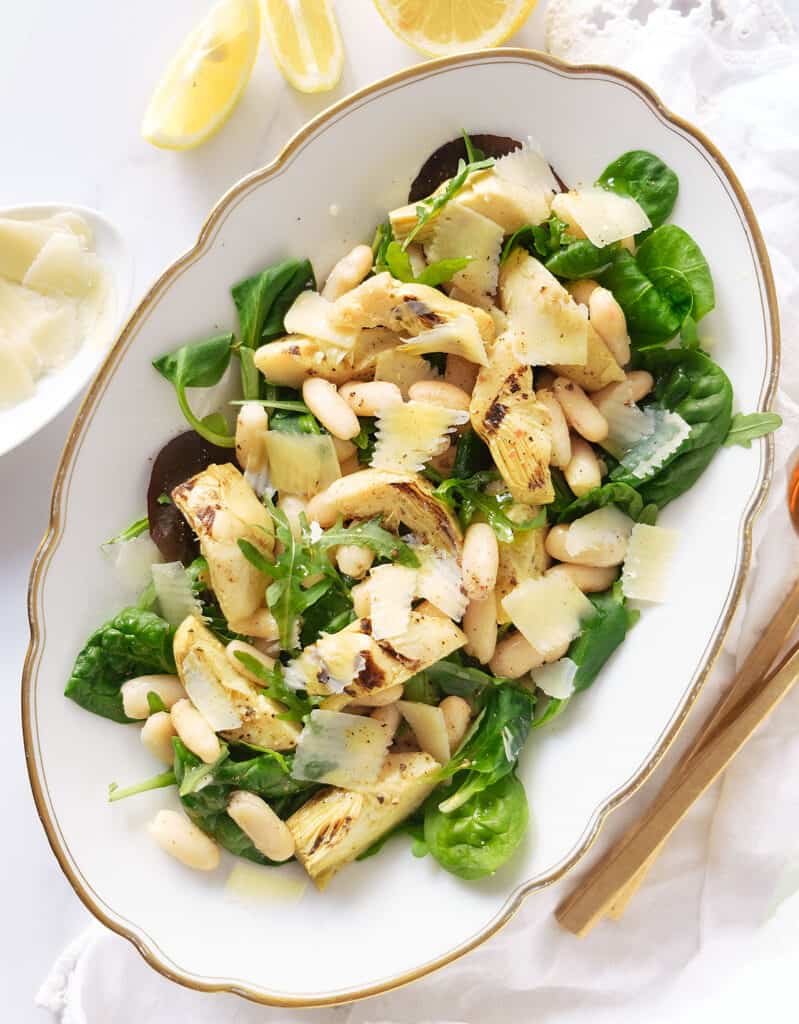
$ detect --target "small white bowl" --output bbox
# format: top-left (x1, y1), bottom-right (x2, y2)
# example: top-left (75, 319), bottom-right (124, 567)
top-left (0, 203), bottom-right (132, 457)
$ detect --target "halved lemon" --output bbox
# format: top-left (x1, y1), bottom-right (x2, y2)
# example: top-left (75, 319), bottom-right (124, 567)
top-left (142, 0), bottom-right (261, 150)
top-left (261, 0), bottom-right (344, 94)
top-left (373, 0), bottom-right (537, 56)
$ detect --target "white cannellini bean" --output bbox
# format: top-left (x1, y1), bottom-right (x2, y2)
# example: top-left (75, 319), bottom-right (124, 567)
top-left (537, 389), bottom-right (572, 469)
top-left (591, 371), bottom-right (654, 410)
top-left (321, 244), bottom-right (374, 301)
top-left (371, 703), bottom-right (401, 741)
top-left (228, 607), bottom-right (280, 641)
top-left (170, 699), bottom-right (221, 764)
top-left (408, 379), bottom-right (471, 411)
top-left (355, 682), bottom-right (404, 707)
top-left (140, 712), bottom-right (177, 766)
top-left (439, 696), bottom-right (472, 753)
top-left (351, 580), bottom-right (372, 618)
top-left (552, 378), bottom-right (609, 443)
top-left (302, 378), bottom-right (360, 440)
top-left (489, 632), bottom-right (571, 679)
top-left (330, 435), bottom-right (357, 464)
top-left (121, 675), bottom-right (185, 720)
top-left (588, 287), bottom-right (631, 367)
top-left (444, 354), bottom-right (479, 394)
top-left (564, 436), bottom-right (602, 498)
top-left (545, 523), bottom-right (626, 568)
top-left (251, 344), bottom-right (308, 388)
top-left (148, 809), bottom-right (220, 871)
top-left (462, 522), bottom-right (499, 600)
top-left (336, 544), bottom-right (374, 579)
top-left (546, 562), bottom-right (619, 594)
top-left (226, 639), bottom-right (275, 682)
top-left (338, 381), bottom-right (403, 416)
top-left (305, 488), bottom-right (338, 528)
top-left (235, 403), bottom-right (268, 475)
top-left (277, 493), bottom-right (307, 541)
top-left (463, 593), bottom-right (498, 665)
top-left (567, 278), bottom-right (599, 307)
top-left (227, 790), bottom-right (295, 862)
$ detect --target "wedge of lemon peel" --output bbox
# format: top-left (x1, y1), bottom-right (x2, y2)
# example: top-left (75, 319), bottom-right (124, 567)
top-left (372, 0), bottom-right (538, 57)
top-left (261, 0), bottom-right (344, 93)
top-left (142, 0), bottom-right (261, 151)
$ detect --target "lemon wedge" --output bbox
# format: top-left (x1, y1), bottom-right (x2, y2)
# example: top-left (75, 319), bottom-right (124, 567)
top-left (261, 0), bottom-right (344, 93)
top-left (142, 0), bottom-right (261, 150)
top-left (373, 0), bottom-right (537, 56)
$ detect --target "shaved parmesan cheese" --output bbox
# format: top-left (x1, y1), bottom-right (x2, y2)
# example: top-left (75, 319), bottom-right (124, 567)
top-left (284, 290), bottom-right (359, 350)
top-left (531, 657), bottom-right (578, 699)
top-left (619, 409), bottom-right (691, 479)
top-left (552, 187), bottom-right (651, 248)
top-left (400, 315), bottom-right (489, 366)
top-left (368, 564), bottom-right (417, 640)
top-left (0, 217), bottom-right (51, 282)
top-left (493, 142), bottom-right (559, 195)
top-left (499, 250), bottom-right (588, 367)
top-left (291, 710), bottom-right (390, 788)
top-left (152, 561), bottom-right (203, 627)
top-left (459, 173), bottom-right (551, 232)
top-left (565, 506), bottom-right (635, 562)
top-left (622, 524), bottom-right (679, 602)
top-left (0, 335), bottom-right (35, 405)
top-left (397, 701), bottom-right (450, 764)
top-left (263, 431), bottom-right (341, 497)
top-left (386, 602), bottom-right (465, 662)
top-left (412, 544), bottom-right (467, 620)
top-left (47, 210), bottom-right (93, 246)
top-left (181, 649), bottom-right (243, 731)
top-left (425, 204), bottom-right (503, 304)
top-left (371, 400), bottom-right (468, 473)
top-left (374, 348), bottom-right (439, 398)
top-left (502, 575), bottom-right (594, 659)
top-left (23, 231), bottom-right (99, 297)
top-left (314, 631), bottom-right (372, 692)
top-left (28, 303), bottom-right (82, 368)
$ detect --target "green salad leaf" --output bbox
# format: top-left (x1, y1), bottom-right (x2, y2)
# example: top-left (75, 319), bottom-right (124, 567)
top-left (403, 155), bottom-right (494, 250)
top-left (567, 583), bottom-right (638, 693)
top-left (723, 411), bottom-right (782, 449)
top-left (65, 607), bottom-right (176, 723)
top-left (434, 471), bottom-right (545, 543)
top-left (232, 653), bottom-right (313, 723)
top-left (545, 238), bottom-right (619, 280)
top-left (311, 517), bottom-right (420, 567)
top-left (152, 333), bottom-right (236, 447)
top-left (378, 238), bottom-right (471, 287)
top-left (597, 150), bottom-right (679, 231)
top-left (103, 516), bottom-right (149, 546)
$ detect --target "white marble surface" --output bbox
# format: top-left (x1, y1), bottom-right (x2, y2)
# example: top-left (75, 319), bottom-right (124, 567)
top-left (0, 3), bottom-right (552, 1019)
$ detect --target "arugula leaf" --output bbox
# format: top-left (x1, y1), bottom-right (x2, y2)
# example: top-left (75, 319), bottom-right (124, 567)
top-left (636, 225), bottom-right (714, 322)
top-left (65, 607), bottom-right (176, 723)
top-left (108, 770), bottom-right (176, 803)
top-left (552, 479), bottom-right (657, 525)
top-left (229, 398), bottom-right (310, 412)
top-left (232, 652), bottom-right (313, 723)
top-left (152, 334), bottom-right (236, 447)
top-left (451, 427), bottom-right (492, 478)
top-left (103, 516), bottom-right (149, 546)
top-left (426, 655), bottom-right (512, 698)
top-left (567, 583), bottom-right (637, 692)
top-left (372, 221), bottom-right (393, 272)
top-left (597, 150), bottom-right (679, 231)
top-left (462, 129), bottom-right (486, 163)
top-left (232, 259), bottom-right (315, 397)
top-left (312, 517), bottom-right (420, 567)
top-left (723, 411), bottom-right (782, 448)
top-left (300, 588), bottom-right (356, 647)
top-left (403, 155), bottom-right (494, 250)
top-left (501, 216), bottom-right (568, 264)
top-left (434, 471), bottom-right (546, 543)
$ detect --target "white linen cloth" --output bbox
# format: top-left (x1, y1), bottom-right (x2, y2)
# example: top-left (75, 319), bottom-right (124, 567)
top-left (38, 1), bottom-right (799, 1019)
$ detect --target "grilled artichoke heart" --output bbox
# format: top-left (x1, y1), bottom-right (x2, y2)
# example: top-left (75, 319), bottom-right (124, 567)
top-left (253, 328), bottom-right (399, 388)
top-left (321, 468), bottom-right (463, 557)
top-left (288, 602), bottom-right (466, 701)
top-left (469, 336), bottom-right (554, 506)
top-left (287, 752), bottom-right (439, 888)
top-left (173, 616), bottom-right (300, 750)
top-left (172, 463), bottom-right (274, 633)
top-left (495, 507), bottom-right (550, 624)
top-left (330, 272), bottom-right (494, 350)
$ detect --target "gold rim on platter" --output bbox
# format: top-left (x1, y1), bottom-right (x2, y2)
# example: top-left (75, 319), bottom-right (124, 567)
top-left (21, 48), bottom-right (780, 1008)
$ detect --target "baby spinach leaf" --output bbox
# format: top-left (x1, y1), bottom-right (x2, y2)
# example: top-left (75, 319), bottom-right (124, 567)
top-left (552, 480), bottom-right (656, 525)
top-left (425, 772), bottom-right (529, 880)
top-left (153, 334), bottom-right (236, 447)
top-left (426, 656), bottom-right (511, 699)
top-left (597, 150), bottom-right (679, 230)
top-left (403, 155), bottom-right (494, 249)
top-left (723, 411), bottom-right (782, 448)
top-left (403, 671), bottom-right (442, 705)
top-left (501, 216), bottom-right (567, 264)
top-left (65, 607), bottom-right (176, 723)
top-left (300, 588), bottom-right (356, 647)
top-left (436, 686), bottom-right (535, 813)
top-left (599, 249), bottom-right (687, 347)
top-left (379, 238), bottom-right (470, 287)
top-left (636, 225), bottom-right (714, 322)
top-left (568, 583), bottom-right (637, 693)
top-left (545, 239), bottom-right (618, 280)
top-left (452, 427), bottom-right (492, 478)
top-left (434, 471), bottom-right (546, 543)
top-left (108, 770), bottom-right (176, 802)
top-left (612, 349), bottom-right (733, 508)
